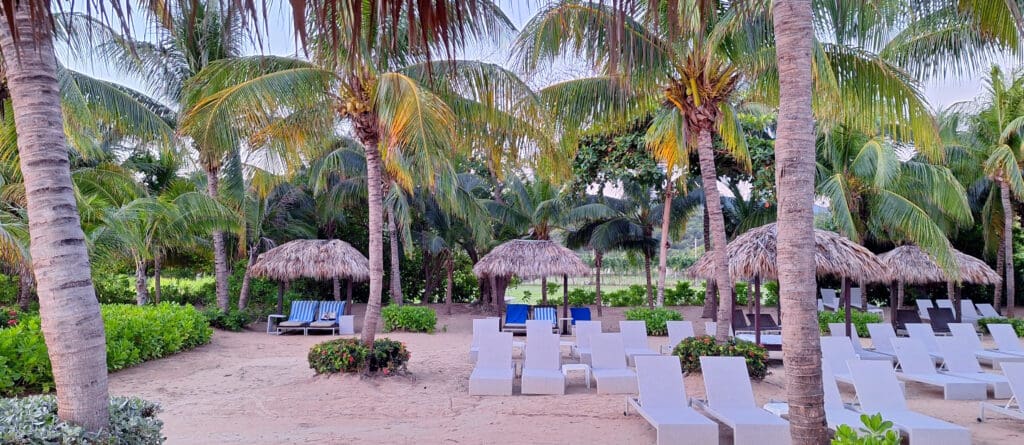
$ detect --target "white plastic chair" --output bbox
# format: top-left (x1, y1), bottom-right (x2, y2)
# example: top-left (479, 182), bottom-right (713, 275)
top-left (977, 303), bottom-right (1003, 319)
top-left (867, 323), bottom-right (899, 356)
top-left (847, 360), bottom-right (971, 444)
top-left (849, 287), bottom-right (883, 314)
top-left (979, 362), bottom-right (1024, 421)
top-left (590, 333), bottom-right (638, 394)
top-left (661, 320), bottom-right (695, 354)
top-left (890, 338), bottom-right (987, 400)
top-left (948, 322), bottom-right (1024, 369)
top-left (469, 318), bottom-right (499, 363)
top-left (916, 299), bottom-right (934, 321)
top-left (521, 330), bottom-right (565, 395)
top-left (828, 323), bottom-right (894, 362)
top-left (821, 288), bottom-right (839, 311)
top-left (620, 320), bottom-right (659, 365)
top-left (469, 331), bottom-right (514, 396)
top-left (695, 356), bottom-right (791, 445)
top-left (573, 320), bottom-right (602, 365)
top-left (821, 362), bottom-right (868, 430)
top-left (988, 323), bottom-right (1024, 357)
top-left (905, 323), bottom-right (944, 362)
top-left (626, 355), bottom-right (718, 445)
top-left (959, 300), bottom-right (981, 323)
top-left (935, 337), bottom-right (1011, 398)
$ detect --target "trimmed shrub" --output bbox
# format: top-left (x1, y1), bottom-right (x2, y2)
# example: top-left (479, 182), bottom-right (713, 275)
top-left (381, 305), bottom-right (436, 333)
top-left (201, 308), bottom-right (252, 332)
top-left (624, 307), bottom-right (683, 336)
top-left (566, 288), bottom-right (596, 306)
top-left (818, 311), bottom-right (883, 338)
top-left (0, 303), bottom-right (212, 396)
top-left (672, 335), bottom-right (770, 380)
top-left (150, 276), bottom-right (216, 306)
top-left (663, 281), bottom-right (704, 306)
top-left (308, 338), bottom-right (410, 375)
top-left (604, 285), bottom-right (648, 307)
top-left (978, 317), bottom-right (1024, 336)
top-left (0, 395), bottom-right (164, 444)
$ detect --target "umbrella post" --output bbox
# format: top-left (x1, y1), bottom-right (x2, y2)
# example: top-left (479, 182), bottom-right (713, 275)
top-left (754, 276), bottom-right (762, 345)
top-left (345, 280), bottom-right (353, 315)
top-left (277, 281), bottom-right (285, 315)
top-left (889, 280), bottom-right (897, 329)
top-left (842, 277), bottom-right (852, 337)
top-left (949, 281), bottom-right (961, 323)
top-left (562, 274), bottom-right (569, 334)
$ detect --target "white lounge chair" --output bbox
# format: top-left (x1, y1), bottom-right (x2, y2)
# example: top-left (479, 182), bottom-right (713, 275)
top-left (661, 321), bottom-right (695, 354)
top-left (821, 362), bottom-right (870, 430)
top-left (526, 319), bottom-right (553, 338)
top-left (821, 288), bottom-right (840, 311)
top-left (828, 323), bottom-right (895, 362)
top-left (695, 356), bottom-right (791, 445)
top-left (469, 331), bottom-right (514, 396)
top-left (959, 300), bottom-right (980, 324)
top-left (820, 336), bottom-right (860, 386)
top-left (988, 323), bottom-right (1024, 357)
top-left (977, 303), bottom-right (1003, 319)
top-left (573, 320), bottom-right (602, 365)
top-left (979, 362), bottom-right (1024, 421)
top-left (948, 322), bottom-right (1024, 369)
top-left (916, 299), bottom-right (934, 321)
top-left (905, 323), bottom-right (944, 362)
top-left (469, 318), bottom-right (499, 363)
top-left (935, 337), bottom-right (1011, 398)
top-left (847, 360), bottom-right (971, 444)
top-left (936, 299), bottom-right (954, 310)
top-left (590, 333), bottom-right (638, 394)
top-left (866, 323), bottom-right (900, 357)
top-left (620, 320), bottom-right (659, 366)
top-left (890, 338), bottom-right (987, 400)
top-left (521, 330), bottom-right (565, 395)
top-left (849, 287), bottom-right (883, 314)
top-left (626, 355), bottom-right (718, 445)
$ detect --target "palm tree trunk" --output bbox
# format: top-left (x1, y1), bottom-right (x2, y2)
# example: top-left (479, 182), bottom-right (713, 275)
top-left (995, 245), bottom-right (1005, 313)
top-left (17, 265), bottom-right (36, 311)
top-left (1002, 180), bottom-right (1016, 317)
top-left (153, 254), bottom-right (162, 304)
top-left (773, 0), bottom-right (827, 441)
top-left (701, 205), bottom-right (717, 318)
top-left (897, 281), bottom-right (905, 309)
top-left (595, 251), bottom-right (604, 317)
top-left (423, 249), bottom-right (435, 302)
top-left (387, 207), bottom-right (404, 305)
top-left (134, 257), bottom-right (149, 305)
top-left (333, 277), bottom-right (341, 301)
top-left (237, 246), bottom-right (259, 310)
top-left (859, 279), bottom-right (867, 311)
top-left (445, 253), bottom-right (454, 316)
top-left (0, 5), bottom-right (110, 430)
top-left (657, 179), bottom-right (674, 307)
top-left (643, 251), bottom-right (654, 308)
top-left (206, 165), bottom-right (230, 312)
top-left (949, 281), bottom-right (961, 322)
top-left (541, 276), bottom-right (548, 304)
top-left (359, 126), bottom-right (386, 346)
top-left (695, 128), bottom-right (733, 341)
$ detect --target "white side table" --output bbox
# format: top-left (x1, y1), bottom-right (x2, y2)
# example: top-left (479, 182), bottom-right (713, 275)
top-left (562, 363), bottom-right (591, 389)
top-left (266, 314), bottom-right (285, 334)
top-left (338, 315), bottom-right (355, 335)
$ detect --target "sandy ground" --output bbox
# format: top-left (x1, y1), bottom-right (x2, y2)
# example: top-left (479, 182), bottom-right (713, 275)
top-left (108, 304), bottom-right (1024, 445)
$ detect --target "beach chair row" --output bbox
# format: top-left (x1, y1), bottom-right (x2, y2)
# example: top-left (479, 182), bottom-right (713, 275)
top-left (916, 298), bottom-right (1002, 323)
top-left (266, 300), bottom-right (353, 335)
top-left (820, 287), bottom-right (883, 313)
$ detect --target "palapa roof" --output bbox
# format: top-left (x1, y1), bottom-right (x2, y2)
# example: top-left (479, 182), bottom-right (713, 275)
top-left (685, 223), bottom-right (889, 282)
top-left (473, 239), bottom-right (590, 279)
top-left (878, 245), bottom-right (1001, 285)
top-left (250, 239), bottom-right (370, 282)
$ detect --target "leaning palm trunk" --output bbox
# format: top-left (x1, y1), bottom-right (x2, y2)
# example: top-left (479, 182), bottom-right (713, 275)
top-left (995, 246), bottom-right (1005, 313)
top-left (387, 208), bottom-right (403, 305)
top-left (701, 205), bottom-right (717, 317)
top-left (1002, 179), bottom-right (1016, 317)
top-left (695, 129), bottom-right (733, 341)
top-left (358, 117), bottom-right (385, 346)
top-left (773, 0), bottom-right (828, 442)
top-left (134, 257), bottom-right (149, 305)
top-left (643, 251), bottom-right (654, 308)
top-left (0, 4), bottom-right (110, 430)
top-left (207, 166), bottom-right (231, 311)
top-left (237, 246), bottom-right (259, 310)
top-left (656, 180), bottom-right (674, 306)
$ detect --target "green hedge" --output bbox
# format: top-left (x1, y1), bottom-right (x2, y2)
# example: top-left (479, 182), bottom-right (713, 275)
top-left (977, 317), bottom-right (1024, 336)
top-left (308, 338), bottom-right (410, 375)
top-left (381, 305), bottom-right (436, 333)
top-left (0, 303), bottom-right (212, 396)
top-left (818, 311), bottom-right (883, 338)
top-left (0, 395), bottom-right (164, 444)
top-left (624, 307), bottom-right (683, 335)
top-left (672, 335), bottom-right (770, 380)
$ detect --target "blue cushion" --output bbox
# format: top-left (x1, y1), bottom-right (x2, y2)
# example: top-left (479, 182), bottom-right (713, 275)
top-left (532, 306), bottom-right (557, 326)
top-left (288, 300), bottom-right (318, 323)
top-left (570, 307), bottom-right (591, 325)
top-left (505, 304), bottom-right (529, 324)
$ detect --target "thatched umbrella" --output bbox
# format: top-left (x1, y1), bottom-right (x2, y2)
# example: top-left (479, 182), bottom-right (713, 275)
top-left (685, 223), bottom-right (889, 341)
top-left (473, 239), bottom-right (590, 330)
top-left (879, 245), bottom-right (1000, 322)
top-left (250, 239), bottom-right (370, 314)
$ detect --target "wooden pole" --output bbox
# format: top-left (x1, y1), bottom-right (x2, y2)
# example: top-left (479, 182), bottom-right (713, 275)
top-left (754, 276), bottom-right (762, 345)
top-left (277, 281), bottom-right (285, 315)
top-left (345, 280), bottom-right (353, 315)
top-left (563, 274), bottom-right (569, 334)
top-left (842, 277), bottom-right (852, 337)
top-left (889, 280), bottom-right (898, 329)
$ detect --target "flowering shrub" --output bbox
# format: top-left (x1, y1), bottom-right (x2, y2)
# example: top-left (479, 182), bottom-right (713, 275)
top-left (308, 338), bottom-right (410, 375)
top-left (0, 307), bottom-right (18, 329)
top-left (672, 335), bottom-right (770, 380)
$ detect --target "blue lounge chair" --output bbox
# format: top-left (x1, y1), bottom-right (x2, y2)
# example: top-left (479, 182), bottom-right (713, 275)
top-left (276, 300), bottom-right (319, 335)
top-left (531, 305), bottom-right (558, 333)
top-left (309, 301), bottom-right (347, 334)
top-left (570, 307), bottom-right (591, 325)
top-left (502, 304), bottom-right (529, 334)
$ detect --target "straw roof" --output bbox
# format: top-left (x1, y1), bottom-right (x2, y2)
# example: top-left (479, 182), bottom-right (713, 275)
top-left (685, 223), bottom-right (889, 282)
top-left (878, 245), bottom-right (1001, 285)
top-left (473, 239), bottom-right (590, 279)
top-left (250, 239), bottom-right (370, 282)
